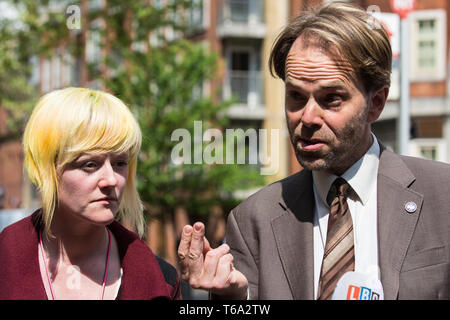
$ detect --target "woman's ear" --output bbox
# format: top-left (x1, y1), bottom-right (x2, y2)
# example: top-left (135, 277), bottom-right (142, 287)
top-left (367, 86), bottom-right (389, 123)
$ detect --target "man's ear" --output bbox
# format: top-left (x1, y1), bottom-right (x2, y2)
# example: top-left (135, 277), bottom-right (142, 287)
top-left (367, 86), bottom-right (389, 123)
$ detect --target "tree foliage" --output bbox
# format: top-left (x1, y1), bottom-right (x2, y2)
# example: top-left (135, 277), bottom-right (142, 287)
top-left (93, 1), bottom-right (265, 220)
top-left (0, 1), bottom-right (38, 143)
top-left (0, 0), bottom-right (265, 226)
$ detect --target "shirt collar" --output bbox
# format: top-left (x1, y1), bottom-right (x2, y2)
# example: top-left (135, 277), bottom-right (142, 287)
top-left (312, 134), bottom-right (380, 207)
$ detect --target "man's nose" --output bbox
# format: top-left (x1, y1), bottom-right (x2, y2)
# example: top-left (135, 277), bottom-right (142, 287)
top-left (301, 98), bottom-right (323, 128)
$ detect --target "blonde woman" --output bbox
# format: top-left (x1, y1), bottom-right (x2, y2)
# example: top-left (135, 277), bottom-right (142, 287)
top-left (0, 88), bottom-right (181, 300)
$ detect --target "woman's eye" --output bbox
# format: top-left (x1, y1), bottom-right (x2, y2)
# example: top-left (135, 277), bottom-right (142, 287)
top-left (115, 160), bottom-right (128, 167)
top-left (81, 161), bottom-right (98, 169)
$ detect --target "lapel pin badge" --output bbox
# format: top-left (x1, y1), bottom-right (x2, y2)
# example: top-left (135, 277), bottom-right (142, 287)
top-left (405, 201), bottom-right (417, 214)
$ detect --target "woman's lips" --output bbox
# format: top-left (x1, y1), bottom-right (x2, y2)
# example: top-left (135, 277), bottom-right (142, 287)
top-left (92, 197), bottom-right (117, 204)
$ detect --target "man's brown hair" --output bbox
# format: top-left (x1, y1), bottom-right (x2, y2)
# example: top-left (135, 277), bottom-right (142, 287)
top-left (269, 2), bottom-right (392, 94)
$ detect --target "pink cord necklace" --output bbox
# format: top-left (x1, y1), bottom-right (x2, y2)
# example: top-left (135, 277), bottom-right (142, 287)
top-left (39, 228), bottom-right (112, 300)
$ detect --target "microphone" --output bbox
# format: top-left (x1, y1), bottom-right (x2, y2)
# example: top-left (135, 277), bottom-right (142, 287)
top-left (331, 270), bottom-right (384, 300)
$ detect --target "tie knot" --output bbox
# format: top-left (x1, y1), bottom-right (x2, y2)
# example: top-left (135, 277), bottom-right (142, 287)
top-left (326, 177), bottom-right (350, 206)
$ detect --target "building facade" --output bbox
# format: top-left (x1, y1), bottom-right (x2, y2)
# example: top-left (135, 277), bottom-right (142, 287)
top-left (190, 0), bottom-right (291, 185)
top-left (1, 0), bottom-right (448, 212)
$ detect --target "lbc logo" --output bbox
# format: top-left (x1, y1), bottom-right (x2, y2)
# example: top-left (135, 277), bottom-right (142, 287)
top-left (346, 285), bottom-right (381, 300)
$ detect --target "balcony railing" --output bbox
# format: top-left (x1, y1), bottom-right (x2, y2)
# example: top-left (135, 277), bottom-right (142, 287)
top-left (224, 70), bottom-right (264, 114)
top-left (217, 0), bottom-right (266, 39)
top-left (227, 0), bottom-right (252, 23)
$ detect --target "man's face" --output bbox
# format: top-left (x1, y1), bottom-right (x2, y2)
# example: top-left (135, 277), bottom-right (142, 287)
top-left (285, 37), bottom-right (376, 175)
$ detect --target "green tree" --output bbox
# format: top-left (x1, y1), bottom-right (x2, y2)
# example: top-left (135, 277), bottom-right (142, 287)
top-left (92, 1), bottom-right (265, 232)
top-left (0, 2), bottom-right (38, 144)
top-left (0, 0), bottom-right (77, 142)
top-left (0, 0), bottom-right (265, 254)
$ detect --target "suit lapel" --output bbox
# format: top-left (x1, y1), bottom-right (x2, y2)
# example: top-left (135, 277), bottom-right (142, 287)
top-left (269, 147), bottom-right (422, 300)
top-left (271, 170), bottom-right (315, 300)
top-left (377, 149), bottom-right (423, 299)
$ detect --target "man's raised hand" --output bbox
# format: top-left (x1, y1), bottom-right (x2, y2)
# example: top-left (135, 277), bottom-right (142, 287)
top-left (177, 222), bottom-right (248, 299)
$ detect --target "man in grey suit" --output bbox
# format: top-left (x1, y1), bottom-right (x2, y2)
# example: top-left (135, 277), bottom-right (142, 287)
top-left (177, 2), bottom-right (449, 300)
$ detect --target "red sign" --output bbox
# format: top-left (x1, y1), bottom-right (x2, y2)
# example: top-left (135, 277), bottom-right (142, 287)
top-left (390, 0), bottom-right (416, 19)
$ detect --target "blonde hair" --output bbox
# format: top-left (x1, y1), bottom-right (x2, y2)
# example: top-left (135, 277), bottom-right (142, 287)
top-left (269, 2), bottom-right (392, 94)
top-left (23, 87), bottom-right (145, 238)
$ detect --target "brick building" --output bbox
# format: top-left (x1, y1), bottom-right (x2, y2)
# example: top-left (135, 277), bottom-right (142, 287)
top-left (1, 0), bottom-right (448, 212)
top-left (0, 109), bottom-right (23, 209)
top-left (186, 0), bottom-right (450, 177)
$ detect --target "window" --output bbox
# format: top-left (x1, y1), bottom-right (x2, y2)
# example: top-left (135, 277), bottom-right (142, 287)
top-left (230, 0), bottom-right (249, 23)
top-left (40, 59), bottom-right (50, 93)
top-left (225, 46), bottom-right (263, 108)
top-left (417, 19), bottom-right (436, 70)
top-left (409, 138), bottom-right (447, 162)
top-left (231, 51), bottom-right (250, 104)
top-left (188, 0), bottom-right (207, 31)
top-left (228, 119), bottom-right (263, 169)
top-left (86, 29), bottom-right (101, 65)
top-left (29, 56), bottom-right (40, 86)
top-left (220, 0), bottom-right (264, 25)
top-left (52, 54), bottom-right (61, 89)
top-left (89, 0), bottom-right (103, 10)
top-left (409, 10), bottom-right (446, 81)
top-left (420, 145), bottom-right (437, 160)
top-left (63, 52), bottom-right (73, 87)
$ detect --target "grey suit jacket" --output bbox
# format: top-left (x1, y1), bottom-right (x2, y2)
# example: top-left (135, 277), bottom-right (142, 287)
top-left (226, 148), bottom-right (449, 299)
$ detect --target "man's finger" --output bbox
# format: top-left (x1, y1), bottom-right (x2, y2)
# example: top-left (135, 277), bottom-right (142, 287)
top-left (188, 222), bottom-right (206, 279)
top-left (203, 236), bottom-right (211, 255)
top-left (203, 244), bottom-right (230, 283)
top-left (177, 225), bottom-right (193, 279)
top-left (212, 253), bottom-right (234, 289)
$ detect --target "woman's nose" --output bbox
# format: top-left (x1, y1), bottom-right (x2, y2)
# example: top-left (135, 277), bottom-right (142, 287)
top-left (97, 161), bottom-right (118, 188)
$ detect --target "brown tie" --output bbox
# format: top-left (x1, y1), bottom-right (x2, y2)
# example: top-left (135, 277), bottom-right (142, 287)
top-left (317, 177), bottom-right (355, 300)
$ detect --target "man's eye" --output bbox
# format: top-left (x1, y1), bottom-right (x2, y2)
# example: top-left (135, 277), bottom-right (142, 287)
top-left (287, 91), bottom-right (308, 108)
top-left (323, 94), bottom-right (343, 106)
top-left (287, 91), bottom-right (304, 101)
